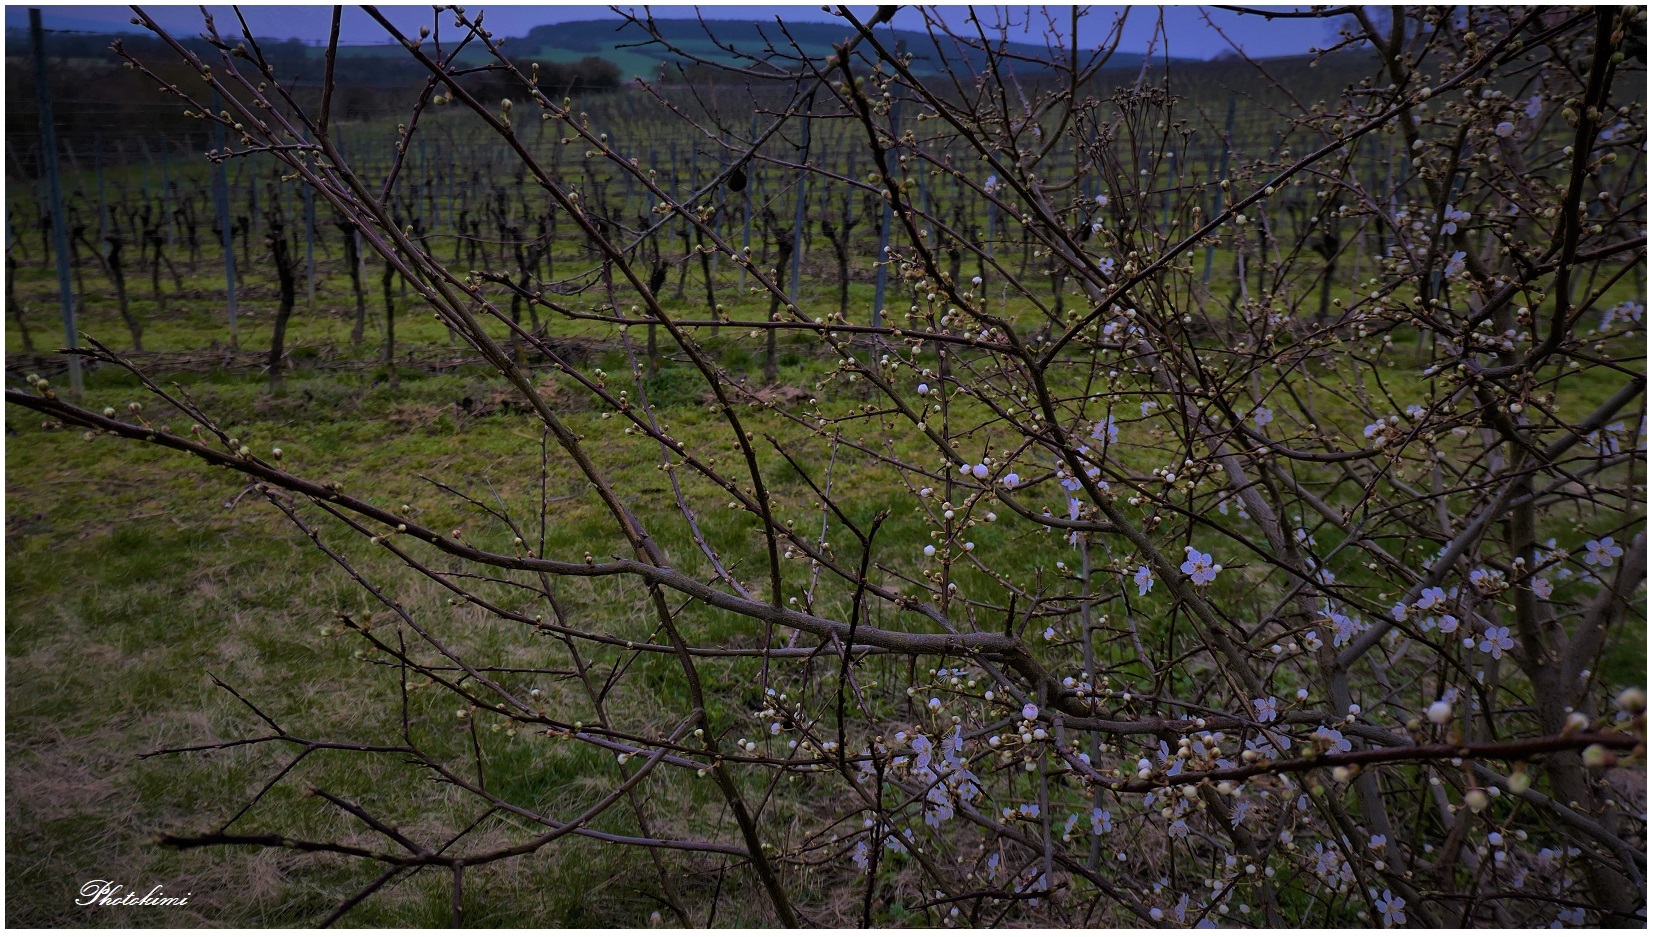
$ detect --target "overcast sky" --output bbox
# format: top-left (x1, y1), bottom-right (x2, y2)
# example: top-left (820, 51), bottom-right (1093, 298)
top-left (8, 4), bottom-right (1345, 60)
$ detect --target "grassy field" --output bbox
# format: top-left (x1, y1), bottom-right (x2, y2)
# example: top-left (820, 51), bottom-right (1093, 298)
top-left (7, 151), bottom-right (1646, 926)
top-left (6, 229), bottom-right (1037, 924)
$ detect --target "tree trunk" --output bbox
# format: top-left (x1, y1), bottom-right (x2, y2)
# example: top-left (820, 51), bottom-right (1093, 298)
top-left (267, 224), bottom-right (297, 393)
top-left (381, 257), bottom-right (398, 387)
top-left (339, 222), bottom-right (367, 345)
top-left (103, 234), bottom-right (142, 351)
top-left (765, 239), bottom-right (792, 384)
top-left (6, 251), bottom-right (35, 354)
top-left (146, 229), bottom-right (169, 314)
top-left (699, 248), bottom-right (718, 317)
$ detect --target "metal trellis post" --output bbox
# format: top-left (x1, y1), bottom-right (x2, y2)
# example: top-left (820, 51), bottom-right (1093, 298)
top-left (212, 92), bottom-right (239, 343)
top-left (30, 8), bottom-right (82, 396)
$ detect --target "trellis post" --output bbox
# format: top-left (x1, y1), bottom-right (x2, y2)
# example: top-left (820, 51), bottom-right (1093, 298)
top-left (30, 8), bottom-right (82, 396)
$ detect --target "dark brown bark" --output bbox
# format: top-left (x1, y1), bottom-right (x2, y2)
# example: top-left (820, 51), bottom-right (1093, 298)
top-left (266, 223), bottom-right (297, 393)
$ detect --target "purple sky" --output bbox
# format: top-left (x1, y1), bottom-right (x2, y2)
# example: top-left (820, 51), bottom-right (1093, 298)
top-left (8, 5), bottom-right (1344, 60)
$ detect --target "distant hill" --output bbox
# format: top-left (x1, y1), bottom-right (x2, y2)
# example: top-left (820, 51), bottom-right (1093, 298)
top-left (505, 17), bottom-right (1160, 79)
top-left (7, 15), bottom-right (1194, 82)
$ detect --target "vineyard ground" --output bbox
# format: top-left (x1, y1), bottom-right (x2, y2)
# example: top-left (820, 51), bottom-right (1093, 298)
top-left (5, 232), bottom-right (1643, 925)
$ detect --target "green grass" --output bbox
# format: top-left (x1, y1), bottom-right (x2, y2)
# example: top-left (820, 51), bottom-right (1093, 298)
top-left (4, 392), bottom-right (778, 925)
top-left (7, 179), bottom-right (1645, 925)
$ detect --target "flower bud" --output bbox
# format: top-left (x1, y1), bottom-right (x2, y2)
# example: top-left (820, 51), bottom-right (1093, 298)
top-left (1617, 687), bottom-right (1645, 714)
